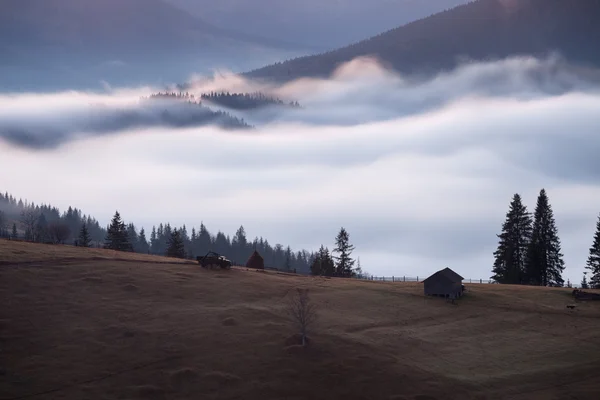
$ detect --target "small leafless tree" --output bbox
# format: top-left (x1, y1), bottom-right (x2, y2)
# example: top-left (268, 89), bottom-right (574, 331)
top-left (286, 288), bottom-right (317, 346)
top-left (48, 222), bottom-right (71, 244)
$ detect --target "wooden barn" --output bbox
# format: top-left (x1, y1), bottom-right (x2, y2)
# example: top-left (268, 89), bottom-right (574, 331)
top-left (423, 267), bottom-right (464, 298)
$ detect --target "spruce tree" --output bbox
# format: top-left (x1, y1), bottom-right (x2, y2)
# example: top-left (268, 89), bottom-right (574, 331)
top-left (285, 246), bottom-right (292, 271)
top-left (150, 226), bottom-right (158, 254)
top-left (104, 211), bottom-right (132, 252)
top-left (525, 189), bottom-right (565, 286)
top-left (167, 229), bottom-right (186, 259)
top-left (581, 273), bottom-right (589, 289)
top-left (585, 214), bottom-right (600, 288)
top-left (35, 213), bottom-right (48, 243)
top-left (79, 223), bottom-right (92, 247)
top-left (333, 227), bottom-right (356, 277)
top-left (12, 223), bottom-right (18, 239)
top-left (491, 193), bottom-right (532, 284)
top-left (138, 228), bottom-right (150, 254)
top-left (127, 223), bottom-right (139, 252)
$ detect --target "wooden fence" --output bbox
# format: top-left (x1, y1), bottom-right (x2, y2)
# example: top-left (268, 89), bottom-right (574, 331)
top-left (355, 275), bottom-right (493, 284)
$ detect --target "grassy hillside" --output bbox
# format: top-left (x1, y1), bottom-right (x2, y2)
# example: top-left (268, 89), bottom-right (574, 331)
top-left (246, 0), bottom-right (600, 82)
top-left (0, 239), bottom-right (196, 265)
top-left (1, 240), bottom-right (600, 399)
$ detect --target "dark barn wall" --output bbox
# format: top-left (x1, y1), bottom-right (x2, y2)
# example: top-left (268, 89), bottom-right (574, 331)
top-left (424, 279), bottom-right (462, 297)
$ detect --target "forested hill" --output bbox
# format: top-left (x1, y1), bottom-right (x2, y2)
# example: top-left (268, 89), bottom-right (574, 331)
top-left (143, 92), bottom-right (252, 129)
top-left (245, 0), bottom-right (600, 82)
top-left (0, 192), bottom-right (315, 273)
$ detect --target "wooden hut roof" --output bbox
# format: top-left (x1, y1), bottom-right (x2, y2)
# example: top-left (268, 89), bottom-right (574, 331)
top-left (423, 267), bottom-right (463, 283)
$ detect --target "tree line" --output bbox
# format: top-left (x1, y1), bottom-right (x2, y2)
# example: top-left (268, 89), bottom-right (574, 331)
top-left (0, 191), bottom-right (320, 274)
top-left (102, 210), bottom-right (363, 277)
top-left (492, 188), bottom-right (600, 289)
top-left (0, 192), bottom-right (105, 245)
top-left (141, 92), bottom-right (252, 129)
top-left (200, 91), bottom-right (301, 110)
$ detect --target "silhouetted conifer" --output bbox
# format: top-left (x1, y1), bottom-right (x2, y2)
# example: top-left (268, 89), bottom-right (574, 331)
top-left (167, 229), bottom-right (186, 258)
top-left (79, 222), bottom-right (92, 247)
top-left (525, 189), bottom-right (565, 286)
top-left (334, 227), bottom-right (356, 277)
top-left (104, 211), bottom-right (132, 252)
top-left (586, 214), bottom-right (600, 288)
top-left (491, 194), bottom-right (532, 284)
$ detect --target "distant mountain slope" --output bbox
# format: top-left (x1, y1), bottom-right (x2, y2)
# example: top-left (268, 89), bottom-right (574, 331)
top-left (245, 0), bottom-right (600, 82)
top-left (0, 0), bottom-right (304, 91)
top-left (0, 0), bottom-right (290, 62)
top-left (165, 0), bottom-right (469, 50)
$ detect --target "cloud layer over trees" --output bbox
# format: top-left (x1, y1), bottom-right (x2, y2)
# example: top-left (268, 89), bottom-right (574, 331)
top-left (1, 56), bottom-right (599, 283)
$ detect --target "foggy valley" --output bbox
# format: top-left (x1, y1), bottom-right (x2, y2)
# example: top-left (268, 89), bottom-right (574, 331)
top-left (2, 1), bottom-right (600, 399)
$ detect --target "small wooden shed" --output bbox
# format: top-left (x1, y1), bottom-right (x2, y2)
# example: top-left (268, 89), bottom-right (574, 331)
top-left (246, 250), bottom-right (265, 270)
top-left (423, 267), bottom-right (464, 298)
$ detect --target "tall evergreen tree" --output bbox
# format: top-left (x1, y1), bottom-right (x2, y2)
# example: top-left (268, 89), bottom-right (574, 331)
top-left (491, 193), bottom-right (532, 284)
top-left (285, 246), bottom-right (292, 271)
top-left (150, 226), bottom-right (158, 254)
top-left (167, 229), bottom-right (186, 259)
top-left (233, 225), bottom-right (248, 262)
top-left (12, 223), bottom-right (18, 239)
top-left (333, 227), bottom-right (355, 277)
top-left (198, 223), bottom-right (212, 256)
top-left (35, 213), bottom-right (48, 243)
top-left (525, 189), bottom-right (565, 286)
top-left (0, 210), bottom-right (6, 237)
top-left (138, 228), bottom-right (150, 254)
top-left (127, 223), bottom-right (139, 252)
top-left (585, 214), bottom-right (600, 289)
top-left (581, 273), bottom-right (589, 289)
top-left (79, 222), bottom-right (92, 247)
top-left (104, 211), bottom-right (132, 252)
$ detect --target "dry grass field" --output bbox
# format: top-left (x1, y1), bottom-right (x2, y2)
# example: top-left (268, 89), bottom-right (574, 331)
top-left (1, 240), bottom-right (600, 400)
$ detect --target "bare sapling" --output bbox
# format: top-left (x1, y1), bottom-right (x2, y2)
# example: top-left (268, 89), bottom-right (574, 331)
top-left (286, 288), bottom-right (317, 346)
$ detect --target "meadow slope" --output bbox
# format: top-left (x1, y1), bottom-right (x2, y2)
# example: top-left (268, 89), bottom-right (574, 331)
top-left (1, 240), bottom-right (600, 400)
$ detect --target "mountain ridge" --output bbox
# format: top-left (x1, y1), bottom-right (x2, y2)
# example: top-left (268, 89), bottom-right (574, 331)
top-left (244, 0), bottom-right (600, 82)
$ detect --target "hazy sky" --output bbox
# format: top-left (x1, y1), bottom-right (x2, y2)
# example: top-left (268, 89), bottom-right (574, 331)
top-left (1, 55), bottom-right (600, 284)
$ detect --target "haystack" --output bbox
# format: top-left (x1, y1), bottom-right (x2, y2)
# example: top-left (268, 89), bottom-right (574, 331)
top-left (246, 250), bottom-right (264, 270)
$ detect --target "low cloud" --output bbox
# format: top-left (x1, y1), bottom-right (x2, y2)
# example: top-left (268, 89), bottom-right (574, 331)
top-left (1, 55), bottom-right (600, 284)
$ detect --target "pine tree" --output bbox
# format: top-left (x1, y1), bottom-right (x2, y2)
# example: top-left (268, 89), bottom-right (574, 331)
top-left (581, 273), bottom-right (589, 289)
top-left (525, 189), bottom-right (565, 286)
top-left (167, 229), bottom-right (186, 259)
top-left (0, 210), bottom-right (6, 237)
top-left (150, 226), bottom-right (158, 254)
top-left (285, 246), bottom-right (292, 271)
top-left (333, 227), bottom-right (355, 277)
top-left (12, 223), bottom-right (18, 239)
top-left (104, 211), bottom-right (132, 252)
top-left (491, 193), bottom-right (532, 284)
top-left (79, 223), bottom-right (92, 247)
top-left (127, 223), bottom-right (139, 252)
top-left (586, 214), bottom-right (600, 289)
top-left (138, 228), bottom-right (150, 254)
